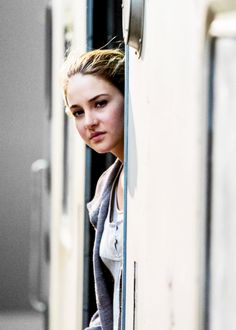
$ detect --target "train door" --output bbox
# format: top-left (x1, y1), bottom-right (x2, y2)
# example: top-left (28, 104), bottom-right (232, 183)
top-left (123, 0), bottom-right (208, 328)
top-left (207, 7), bottom-right (236, 330)
top-left (49, 0), bottom-right (87, 329)
top-left (83, 1), bottom-right (123, 327)
top-left (49, 0), bottom-right (123, 329)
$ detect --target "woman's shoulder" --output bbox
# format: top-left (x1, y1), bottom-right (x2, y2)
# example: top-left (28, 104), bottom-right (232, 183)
top-left (96, 158), bottom-right (122, 192)
top-left (87, 158), bottom-right (122, 225)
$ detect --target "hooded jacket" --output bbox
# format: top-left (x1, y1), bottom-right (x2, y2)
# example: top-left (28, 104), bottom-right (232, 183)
top-left (85, 159), bottom-right (123, 330)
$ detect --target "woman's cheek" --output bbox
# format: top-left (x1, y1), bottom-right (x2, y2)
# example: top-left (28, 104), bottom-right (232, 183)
top-left (75, 122), bottom-right (87, 142)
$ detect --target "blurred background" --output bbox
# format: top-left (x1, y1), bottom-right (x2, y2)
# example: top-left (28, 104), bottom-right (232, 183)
top-left (0, 0), bottom-right (122, 329)
top-left (0, 0), bottom-right (46, 329)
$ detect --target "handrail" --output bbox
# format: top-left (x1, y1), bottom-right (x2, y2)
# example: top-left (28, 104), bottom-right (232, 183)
top-left (29, 159), bottom-right (49, 313)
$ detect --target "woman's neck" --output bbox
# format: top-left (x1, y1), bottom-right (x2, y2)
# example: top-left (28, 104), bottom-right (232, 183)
top-left (116, 166), bottom-right (124, 211)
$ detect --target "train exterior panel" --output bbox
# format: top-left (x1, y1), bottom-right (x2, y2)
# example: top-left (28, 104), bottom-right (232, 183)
top-left (125, 0), bottom-right (236, 329)
top-left (46, 0), bottom-right (236, 329)
top-left (49, 0), bottom-right (86, 329)
top-left (126, 1), bottom-right (208, 329)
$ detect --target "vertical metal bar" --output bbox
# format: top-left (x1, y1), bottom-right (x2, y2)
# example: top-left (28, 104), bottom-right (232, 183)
top-left (133, 261), bottom-right (137, 330)
top-left (83, 146), bottom-right (93, 328)
top-left (29, 159), bottom-right (49, 313)
top-left (82, 2), bottom-right (94, 327)
top-left (86, 0), bottom-right (93, 51)
top-left (121, 44), bottom-right (129, 330)
top-left (209, 36), bottom-right (236, 330)
top-left (45, 1), bottom-right (52, 119)
top-left (205, 37), bottom-right (216, 330)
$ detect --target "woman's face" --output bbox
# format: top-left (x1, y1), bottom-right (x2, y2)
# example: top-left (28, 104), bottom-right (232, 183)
top-left (66, 73), bottom-right (124, 160)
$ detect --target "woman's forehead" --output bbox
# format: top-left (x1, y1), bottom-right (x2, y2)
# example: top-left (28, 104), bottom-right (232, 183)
top-left (67, 74), bottom-right (115, 106)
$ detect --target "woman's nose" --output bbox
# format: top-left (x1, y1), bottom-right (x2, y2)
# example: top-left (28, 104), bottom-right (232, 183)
top-left (84, 113), bottom-right (98, 129)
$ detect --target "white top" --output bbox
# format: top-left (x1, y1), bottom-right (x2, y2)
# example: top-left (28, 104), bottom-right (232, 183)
top-left (100, 180), bottom-right (123, 330)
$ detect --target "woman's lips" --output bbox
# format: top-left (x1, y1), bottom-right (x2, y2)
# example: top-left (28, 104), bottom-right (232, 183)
top-left (90, 131), bottom-right (106, 142)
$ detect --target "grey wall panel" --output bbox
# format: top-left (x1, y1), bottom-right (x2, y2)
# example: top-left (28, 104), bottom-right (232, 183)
top-left (0, 0), bottom-right (45, 310)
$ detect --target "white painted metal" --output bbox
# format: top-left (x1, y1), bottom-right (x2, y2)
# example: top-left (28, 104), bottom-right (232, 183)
top-left (48, 1), bottom-right (236, 328)
top-left (125, 0), bottom-right (208, 328)
top-left (210, 37), bottom-right (236, 330)
top-left (210, 12), bottom-right (236, 37)
top-left (49, 0), bottom-right (86, 329)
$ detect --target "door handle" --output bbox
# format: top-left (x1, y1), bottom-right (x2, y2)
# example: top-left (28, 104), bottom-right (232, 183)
top-left (29, 159), bottom-right (50, 312)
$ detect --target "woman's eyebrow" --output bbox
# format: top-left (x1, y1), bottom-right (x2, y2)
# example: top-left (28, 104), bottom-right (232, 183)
top-left (69, 93), bottom-right (109, 110)
top-left (88, 93), bottom-right (109, 103)
top-left (69, 104), bottom-right (81, 110)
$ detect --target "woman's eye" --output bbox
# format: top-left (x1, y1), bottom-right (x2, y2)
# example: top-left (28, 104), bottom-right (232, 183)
top-left (95, 100), bottom-right (107, 108)
top-left (73, 109), bottom-right (84, 118)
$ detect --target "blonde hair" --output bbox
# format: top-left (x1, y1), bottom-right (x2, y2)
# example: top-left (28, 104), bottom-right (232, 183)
top-left (61, 48), bottom-right (125, 107)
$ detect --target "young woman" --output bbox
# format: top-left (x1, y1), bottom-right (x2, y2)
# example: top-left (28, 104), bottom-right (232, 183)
top-left (61, 48), bottom-right (125, 330)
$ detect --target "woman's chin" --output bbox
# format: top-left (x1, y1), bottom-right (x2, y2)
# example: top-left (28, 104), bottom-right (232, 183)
top-left (90, 146), bottom-right (110, 154)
